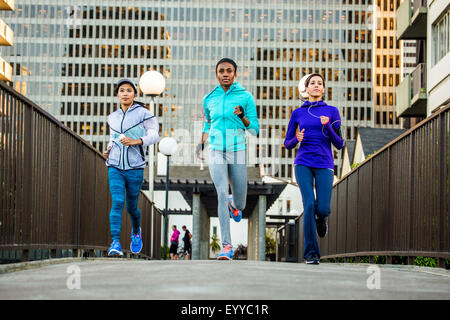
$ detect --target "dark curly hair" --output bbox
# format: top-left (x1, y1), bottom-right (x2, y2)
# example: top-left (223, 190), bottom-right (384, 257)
top-left (216, 58), bottom-right (237, 74)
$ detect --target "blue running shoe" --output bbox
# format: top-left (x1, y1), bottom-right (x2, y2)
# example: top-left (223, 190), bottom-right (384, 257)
top-left (228, 195), bottom-right (242, 222)
top-left (130, 227), bottom-right (143, 254)
top-left (217, 244), bottom-right (233, 260)
top-left (108, 240), bottom-right (123, 256)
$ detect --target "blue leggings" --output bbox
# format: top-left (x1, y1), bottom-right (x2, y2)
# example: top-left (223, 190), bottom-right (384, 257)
top-left (295, 165), bottom-right (334, 259)
top-left (108, 167), bottom-right (143, 241)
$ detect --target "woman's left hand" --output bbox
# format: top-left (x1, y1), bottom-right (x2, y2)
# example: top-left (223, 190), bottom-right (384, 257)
top-left (120, 136), bottom-right (141, 146)
top-left (234, 106), bottom-right (244, 118)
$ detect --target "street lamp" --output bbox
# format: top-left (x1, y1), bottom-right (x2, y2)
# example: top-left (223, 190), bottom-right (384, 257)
top-left (139, 70), bottom-right (166, 201)
top-left (158, 137), bottom-right (178, 260)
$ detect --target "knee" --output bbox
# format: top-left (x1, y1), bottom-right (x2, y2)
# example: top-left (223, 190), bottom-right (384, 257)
top-left (316, 204), bottom-right (330, 218)
top-left (216, 187), bottom-right (229, 201)
top-left (302, 201), bottom-right (315, 214)
top-left (126, 203), bottom-right (140, 216)
top-left (111, 198), bottom-right (125, 211)
top-left (234, 197), bottom-right (246, 210)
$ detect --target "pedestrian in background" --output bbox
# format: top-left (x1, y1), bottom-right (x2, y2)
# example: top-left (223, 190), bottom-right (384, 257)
top-left (170, 225), bottom-right (180, 260)
top-left (182, 225), bottom-right (192, 260)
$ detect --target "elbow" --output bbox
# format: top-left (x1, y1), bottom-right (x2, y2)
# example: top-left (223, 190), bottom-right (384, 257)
top-left (247, 125), bottom-right (259, 136)
top-left (335, 141), bottom-right (344, 150)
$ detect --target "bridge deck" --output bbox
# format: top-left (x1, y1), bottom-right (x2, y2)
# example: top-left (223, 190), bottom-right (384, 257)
top-left (0, 259), bottom-right (449, 300)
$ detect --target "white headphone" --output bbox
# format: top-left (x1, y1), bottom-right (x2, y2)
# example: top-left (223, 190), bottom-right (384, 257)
top-left (298, 74), bottom-right (311, 100)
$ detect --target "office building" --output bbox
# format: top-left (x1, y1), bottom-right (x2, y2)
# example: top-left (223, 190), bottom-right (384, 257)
top-left (373, 0), bottom-right (404, 128)
top-left (2, 0), bottom-right (375, 179)
top-left (396, 0), bottom-right (450, 119)
top-left (0, 0), bottom-right (13, 82)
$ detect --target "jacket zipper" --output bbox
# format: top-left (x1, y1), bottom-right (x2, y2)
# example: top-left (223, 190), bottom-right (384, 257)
top-left (120, 107), bottom-right (129, 170)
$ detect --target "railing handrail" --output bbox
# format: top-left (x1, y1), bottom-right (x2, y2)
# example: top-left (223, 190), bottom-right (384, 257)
top-left (0, 81), bottom-right (102, 157)
top-left (335, 103), bottom-right (448, 185)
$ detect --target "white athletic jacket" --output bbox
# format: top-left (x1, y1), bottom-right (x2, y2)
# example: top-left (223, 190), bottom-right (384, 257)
top-left (106, 102), bottom-right (159, 170)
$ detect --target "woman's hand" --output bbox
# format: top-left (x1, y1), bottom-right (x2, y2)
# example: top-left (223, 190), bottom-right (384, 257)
top-left (120, 136), bottom-right (141, 146)
top-left (195, 142), bottom-right (205, 160)
top-left (103, 146), bottom-right (111, 159)
top-left (320, 116), bottom-right (330, 125)
top-left (296, 128), bottom-right (305, 142)
top-left (234, 106), bottom-right (244, 118)
top-left (234, 105), bottom-right (250, 127)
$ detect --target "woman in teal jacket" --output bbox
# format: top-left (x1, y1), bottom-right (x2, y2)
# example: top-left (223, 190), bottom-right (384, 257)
top-left (196, 58), bottom-right (259, 260)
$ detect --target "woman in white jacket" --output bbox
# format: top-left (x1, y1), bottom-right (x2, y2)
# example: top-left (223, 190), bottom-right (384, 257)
top-left (103, 79), bottom-right (159, 256)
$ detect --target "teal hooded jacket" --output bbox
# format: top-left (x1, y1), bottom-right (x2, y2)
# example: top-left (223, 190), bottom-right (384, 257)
top-left (202, 82), bottom-right (259, 152)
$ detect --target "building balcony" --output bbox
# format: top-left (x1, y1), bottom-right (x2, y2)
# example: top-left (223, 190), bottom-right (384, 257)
top-left (396, 0), bottom-right (427, 40)
top-left (0, 19), bottom-right (13, 46)
top-left (0, 0), bottom-right (13, 11)
top-left (0, 56), bottom-right (12, 81)
top-left (396, 63), bottom-right (427, 117)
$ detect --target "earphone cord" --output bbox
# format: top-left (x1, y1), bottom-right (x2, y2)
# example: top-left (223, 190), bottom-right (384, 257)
top-left (304, 103), bottom-right (341, 138)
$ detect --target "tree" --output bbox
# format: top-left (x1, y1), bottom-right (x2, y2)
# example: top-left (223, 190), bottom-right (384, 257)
top-left (266, 228), bottom-right (276, 255)
top-left (210, 233), bottom-right (221, 255)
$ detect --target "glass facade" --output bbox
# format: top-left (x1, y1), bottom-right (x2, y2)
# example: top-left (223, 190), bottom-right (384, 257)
top-left (432, 7), bottom-right (450, 66)
top-left (373, 0), bottom-right (403, 128)
top-left (1, 0), bottom-right (375, 179)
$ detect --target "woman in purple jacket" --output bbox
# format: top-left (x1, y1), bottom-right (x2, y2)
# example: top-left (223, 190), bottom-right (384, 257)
top-left (284, 74), bottom-right (344, 265)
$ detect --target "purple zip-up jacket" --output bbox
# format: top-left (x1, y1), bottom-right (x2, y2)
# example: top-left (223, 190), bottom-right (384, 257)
top-left (284, 100), bottom-right (344, 169)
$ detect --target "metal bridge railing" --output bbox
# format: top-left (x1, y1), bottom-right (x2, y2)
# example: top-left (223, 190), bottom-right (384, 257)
top-left (0, 81), bottom-right (162, 262)
top-left (278, 104), bottom-right (450, 268)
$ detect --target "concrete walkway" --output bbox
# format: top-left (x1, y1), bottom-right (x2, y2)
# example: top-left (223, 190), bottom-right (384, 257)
top-left (0, 258), bottom-right (449, 300)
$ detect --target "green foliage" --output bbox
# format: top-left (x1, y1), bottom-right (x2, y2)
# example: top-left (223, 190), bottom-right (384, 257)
top-left (392, 256), bottom-right (409, 265)
top-left (265, 228), bottom-right (276, 255)
top-left (210, 233), bottom-right (221, 254)
top-left (366, 150), bottom-right (377, 159)
top-left (350, 162), bottom-right (360, 169)
top-left (323, 255), bottom-right (446, 269)
top-left (359, 256), bottom-right (370, 263)
top-left (414, 256), bottom-right (438, 268)
top-left (374, 255), bottom-right (386, 264)
top-left (161, 246), bottom-right (170, 260)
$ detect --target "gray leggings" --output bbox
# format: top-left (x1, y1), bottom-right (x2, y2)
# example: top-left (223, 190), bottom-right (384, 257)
top-left (208, 149), bottom-right (247, 246)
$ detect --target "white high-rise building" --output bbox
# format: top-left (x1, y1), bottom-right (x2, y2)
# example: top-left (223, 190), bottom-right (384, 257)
top-left (396, 0), bottom-right (450, 119)
top-left (1, 0), bottom-right (375, 179)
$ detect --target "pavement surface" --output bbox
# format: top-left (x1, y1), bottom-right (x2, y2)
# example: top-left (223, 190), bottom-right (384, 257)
top-left (0, 258), bottom-right (449, 300)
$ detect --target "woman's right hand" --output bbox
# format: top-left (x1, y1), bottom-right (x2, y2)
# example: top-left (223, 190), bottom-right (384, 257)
top-left (296, 129), bottom-right (305, 142)
top-left (195, 142), bottom-right (205, 160)
top-left (103, 147), bottom-right (111, 159)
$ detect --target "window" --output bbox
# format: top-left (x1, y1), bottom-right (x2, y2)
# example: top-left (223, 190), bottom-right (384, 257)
top-left (432, 9), bottom-right (450, 65)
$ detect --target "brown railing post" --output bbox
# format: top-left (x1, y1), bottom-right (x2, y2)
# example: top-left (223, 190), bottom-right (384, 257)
top-left (22, 97), bottom-right (33, 251)
top-left (438, 107), bottom-right (449, 267)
